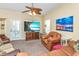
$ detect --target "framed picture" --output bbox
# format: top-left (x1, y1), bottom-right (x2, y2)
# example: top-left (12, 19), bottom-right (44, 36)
top-left (56, 16), bottom-right (73, 32)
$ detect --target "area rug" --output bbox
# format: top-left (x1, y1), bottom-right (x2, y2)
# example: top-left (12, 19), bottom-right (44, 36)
top-left (11, 40), bottom-right (48, 55)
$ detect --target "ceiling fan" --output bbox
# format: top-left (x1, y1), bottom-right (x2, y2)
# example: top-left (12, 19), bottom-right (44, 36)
top-left (22, 3), bottom-right (42, 15)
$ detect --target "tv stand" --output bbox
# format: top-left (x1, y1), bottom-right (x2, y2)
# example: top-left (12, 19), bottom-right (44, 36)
top-left (25, 32), bottom-right (39, 40)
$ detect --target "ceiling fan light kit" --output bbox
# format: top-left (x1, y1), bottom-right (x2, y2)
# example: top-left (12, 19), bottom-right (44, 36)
top-left (32, 12), bottom-right (36, 15)
top-left (28, 11), bottom-right (36, 15)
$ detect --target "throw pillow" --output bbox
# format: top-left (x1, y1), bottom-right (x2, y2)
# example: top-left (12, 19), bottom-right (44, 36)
top-left (0, 43), bottom-right (15, 53)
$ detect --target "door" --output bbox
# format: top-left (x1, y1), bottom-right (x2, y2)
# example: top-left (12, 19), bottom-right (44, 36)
top-left (45, 19), bottom-right (51, 33)
top-left (10, 20), bottom-right (21, 40)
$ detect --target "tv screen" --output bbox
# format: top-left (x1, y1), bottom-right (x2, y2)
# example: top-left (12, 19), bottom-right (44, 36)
top-left (56, 16), bottom-right (73, 32)
top-left (24, 21), bottom-right (40, 32)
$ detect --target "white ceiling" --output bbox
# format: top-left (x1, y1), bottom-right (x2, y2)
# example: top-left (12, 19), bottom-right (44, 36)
top-left (0, 3), bottom-right (60, 15)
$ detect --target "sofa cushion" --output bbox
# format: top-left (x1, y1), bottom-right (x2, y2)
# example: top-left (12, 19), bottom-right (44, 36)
top-left (73, 52), bottom-right (79, 56)
top-left (3, 48), bottom-right (15, 53)
top-left (48, 49), bottom-right (67, 56)
top-left (61, 46), bottom-right (75, 56)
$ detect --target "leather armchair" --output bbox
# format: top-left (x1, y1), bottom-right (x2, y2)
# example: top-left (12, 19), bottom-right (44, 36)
top-left (0, 34), bottom-right (10, 44)
top-left (41, 31), bottom-right (61, 51)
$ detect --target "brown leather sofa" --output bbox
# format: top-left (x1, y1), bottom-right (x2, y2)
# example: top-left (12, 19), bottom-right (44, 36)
top-left (35, 40), bottom-right (77, 56)
top-left (41, 31), bottom-right (61, 51)
top-left (47, 40), bottom-right (77, 56)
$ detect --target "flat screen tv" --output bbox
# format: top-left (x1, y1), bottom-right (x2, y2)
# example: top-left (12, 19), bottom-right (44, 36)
top-left (56, 16), bottom-right (73, 32)
top-left (24, 21), bottom-right (40, 32)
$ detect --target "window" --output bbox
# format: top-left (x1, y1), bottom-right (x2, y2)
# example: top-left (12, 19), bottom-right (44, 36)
top-left (45, 19), bottom-right (50, 33)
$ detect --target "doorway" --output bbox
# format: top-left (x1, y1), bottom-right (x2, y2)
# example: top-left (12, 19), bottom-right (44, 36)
top-left (10, 20), bottom-right (21, 40)
top-left (45, 19), bottom-right (51, 33)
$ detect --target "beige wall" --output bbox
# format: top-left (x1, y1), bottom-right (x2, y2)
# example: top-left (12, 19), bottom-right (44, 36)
top-left (0, 9), bottom-right (42, 40)
top-left (44, 4), bottom-right (79, 40)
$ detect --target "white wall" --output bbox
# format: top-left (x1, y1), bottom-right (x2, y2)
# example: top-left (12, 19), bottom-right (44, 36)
top-left (44, 4), bottom-right (79, 41)
top-left (0, 9), bottom-right (42, 40)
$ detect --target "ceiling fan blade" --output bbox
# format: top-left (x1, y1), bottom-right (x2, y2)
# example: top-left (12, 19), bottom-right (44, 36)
top-left (38, 8), bottom-right (42, 11)
top-left (34, 10), bottom-right (41, 14)
top-left (34, 11), bottom-right (41, 15)
top-left (22, 10), bottom-right (30, 13)
top-left (37, 12), bottom-right (41, 15)
top-left (34, 8), bottom-right (42, 11)
top-left (25, 6), bottom-right (32, 9)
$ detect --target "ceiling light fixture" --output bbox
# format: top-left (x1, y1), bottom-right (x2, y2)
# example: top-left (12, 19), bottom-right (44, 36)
top-left (22, 3), bottom-right (42, 15)
top-left (28, 11), bottom-right (36, 15)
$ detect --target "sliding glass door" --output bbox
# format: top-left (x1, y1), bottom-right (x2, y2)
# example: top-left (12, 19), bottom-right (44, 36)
top-left (10, 20), bottom-right (21, 40)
